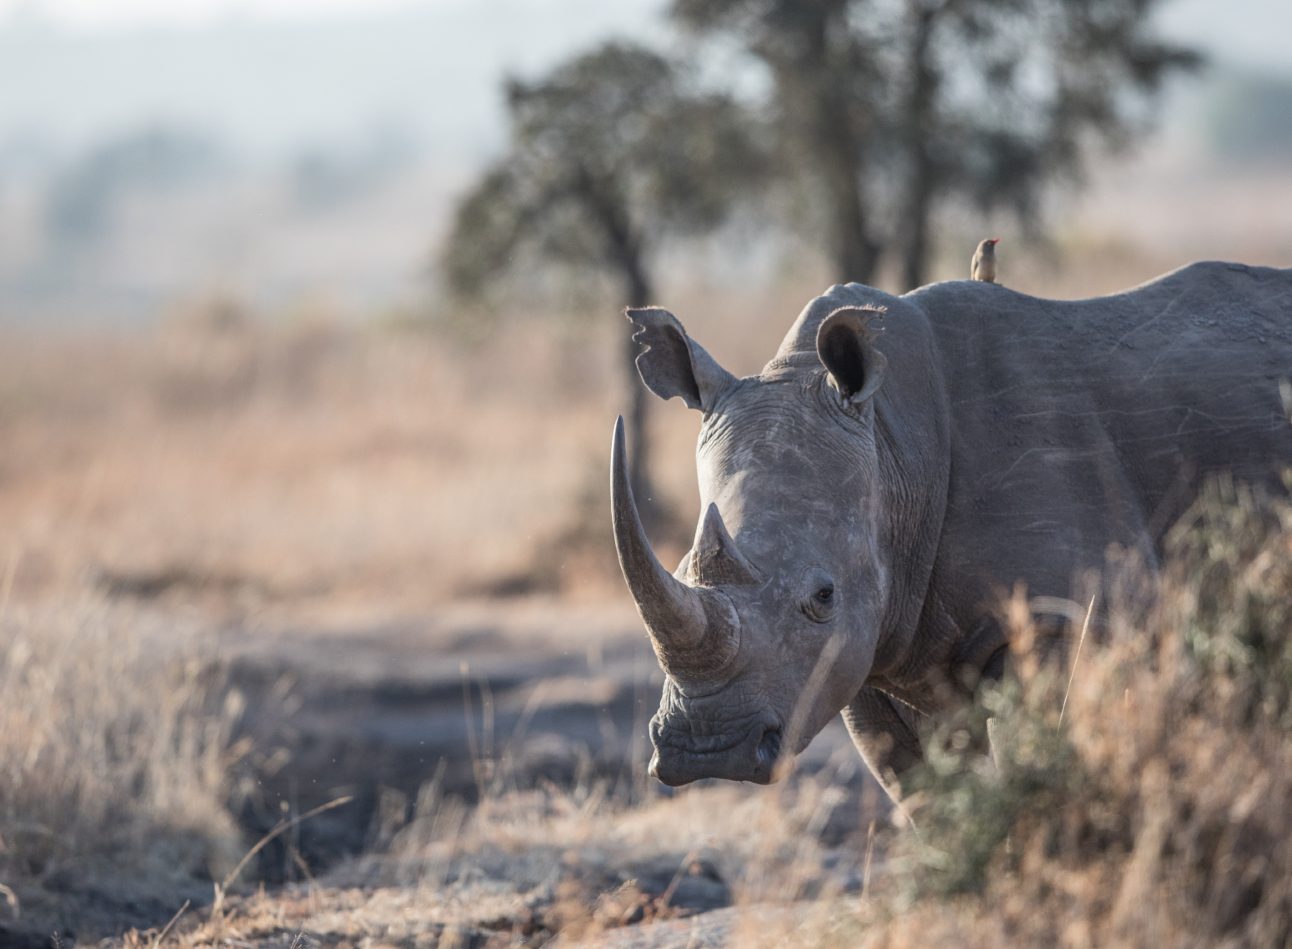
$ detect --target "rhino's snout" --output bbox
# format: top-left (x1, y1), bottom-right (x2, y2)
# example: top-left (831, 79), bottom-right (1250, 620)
top-left (648, 712), bottom-right (784, 787)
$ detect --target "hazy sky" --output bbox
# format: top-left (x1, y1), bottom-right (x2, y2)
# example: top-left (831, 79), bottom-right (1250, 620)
top-left (0, 0), bottom-right (1287, 163)
top-left (2, 0), bottom-right (1290, 73)
top-left (0, 0), bottom-right (664, 161)
top-left (1, 0), bottom-right (1287, 320)
top-left (0, 0), bottom-right (428, 28)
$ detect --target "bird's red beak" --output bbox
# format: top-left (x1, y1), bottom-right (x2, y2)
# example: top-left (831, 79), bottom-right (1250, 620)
top-left (989, 237), bottom-right (1001, 245)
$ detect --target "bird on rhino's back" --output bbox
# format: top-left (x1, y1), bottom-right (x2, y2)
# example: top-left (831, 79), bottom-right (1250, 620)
top-left (971, 237), bottom-right (1000, 282)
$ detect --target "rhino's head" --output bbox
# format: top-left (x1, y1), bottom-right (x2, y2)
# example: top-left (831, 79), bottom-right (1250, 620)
top-left (614, 300), bottom-right (900, 786)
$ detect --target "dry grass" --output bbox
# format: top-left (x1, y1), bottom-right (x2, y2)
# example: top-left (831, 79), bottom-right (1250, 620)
top-left (0, 311), bottom-right (636, 614)
top-left (0, 596), bottom-right (248, 937)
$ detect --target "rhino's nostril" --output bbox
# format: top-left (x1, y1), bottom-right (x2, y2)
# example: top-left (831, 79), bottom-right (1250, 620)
top-left (756, 726), bottom-right (782, 769)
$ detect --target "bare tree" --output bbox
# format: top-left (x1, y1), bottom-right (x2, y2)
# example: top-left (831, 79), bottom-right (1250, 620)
top-left (443, 42), bottom-right (764, 523)
top-left (673, 0), bottom-right (1200, 287)
top-left (891, 0), bottom-right (1201, 287)
top-left (673, 0), bottom-right (886, 283)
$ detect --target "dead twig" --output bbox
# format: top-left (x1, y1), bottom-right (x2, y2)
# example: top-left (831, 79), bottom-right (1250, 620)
top-left (149, 899), bottom-right (190, 948)
top-left (1059, 595), bottom-right (1097, 725)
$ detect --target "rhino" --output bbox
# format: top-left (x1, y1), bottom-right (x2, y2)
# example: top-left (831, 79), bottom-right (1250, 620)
top-left (610, 261), bottom-right (1292, 800)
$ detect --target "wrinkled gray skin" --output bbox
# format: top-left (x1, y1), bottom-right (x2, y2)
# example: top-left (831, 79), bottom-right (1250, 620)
top-left (611, 261), bottom-right (1292, 800)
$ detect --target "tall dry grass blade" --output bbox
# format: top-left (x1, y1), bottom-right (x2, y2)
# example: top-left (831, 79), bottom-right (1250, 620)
top-left (0, 548), bottom-right (18, 616)
top-left (460, 661), bottom-right (486, 797)
top-left (862, 820), bottom-right (876, 897)
top-left (479, 675), bottom-right (496, 793)
top-left (1059, 594), bottom-right (1097, 725)
top-left (509, 678), bottom-right (550, 748)
top-left (220, 795), bottom-right (354, 891)
top-left (149, 899), bottom-right (189, 948)
top-left (657, 846), bottom-right (704, 911)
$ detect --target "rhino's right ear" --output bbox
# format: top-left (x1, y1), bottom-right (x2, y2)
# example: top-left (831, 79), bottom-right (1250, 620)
top-left (626, 307), bottom-right (736, 412)
top-left (816, 305), bottom-right (888, 406)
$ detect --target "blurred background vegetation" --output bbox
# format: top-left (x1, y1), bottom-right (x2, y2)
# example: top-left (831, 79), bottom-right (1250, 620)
top-left (2, 0), bottom-right (1291, 519)
top-left (1, 0), bottom-right (1288, 321)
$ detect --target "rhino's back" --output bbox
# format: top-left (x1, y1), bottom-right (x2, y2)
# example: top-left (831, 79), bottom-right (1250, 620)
top-left (909, 261), bottom-right (1292, 595)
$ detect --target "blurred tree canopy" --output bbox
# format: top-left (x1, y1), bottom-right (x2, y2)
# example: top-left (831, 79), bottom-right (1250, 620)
top-left (442, 8), bottom-right (1198, 522)
top-left (672, 0), bottom-right (1201, 287)
top-left (443, 41), bottom-right (766, 517)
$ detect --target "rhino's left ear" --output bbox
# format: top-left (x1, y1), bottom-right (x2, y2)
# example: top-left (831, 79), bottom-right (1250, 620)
top-left (816, 305), bottom-right (888, 406)
top-left (626, 307), bottom-right (736, 412)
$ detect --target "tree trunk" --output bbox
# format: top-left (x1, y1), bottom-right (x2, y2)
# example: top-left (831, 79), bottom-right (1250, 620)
top-left (900, 182), bottom-right (933, 291)
top-left (900, 0), bottom-right (944, 290)
top-left (824, 145), bottom-right (882, 284)
top-left (576, 165), bottom-right (663, 531)
top-left (793, 5), bottom-right (883, 285)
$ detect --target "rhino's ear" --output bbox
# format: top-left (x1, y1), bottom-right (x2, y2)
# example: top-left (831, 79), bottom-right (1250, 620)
top-left (626, 307), bottom-right (736, 411)
top-left (816, 305), bottom-right (888, 405)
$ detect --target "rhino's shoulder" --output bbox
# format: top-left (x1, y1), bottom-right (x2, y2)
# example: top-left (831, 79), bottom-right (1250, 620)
top-left (902, 260), bottom-right (1292, 315)
top-left (1120, 259), bottom-right (1292, 294)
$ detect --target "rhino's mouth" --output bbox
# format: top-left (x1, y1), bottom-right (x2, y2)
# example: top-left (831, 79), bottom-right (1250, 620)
top-left (648, 714), bottom-right (784, 786)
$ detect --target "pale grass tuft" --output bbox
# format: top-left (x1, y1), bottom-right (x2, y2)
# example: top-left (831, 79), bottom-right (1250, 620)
top-left (0, 596), bottom-right (248, 935)
top-left (1058, 593), bottom-right (1095, 725)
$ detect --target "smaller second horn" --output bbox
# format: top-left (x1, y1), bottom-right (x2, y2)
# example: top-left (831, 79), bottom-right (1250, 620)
top-left (691, 503), bottom-right (759, 587)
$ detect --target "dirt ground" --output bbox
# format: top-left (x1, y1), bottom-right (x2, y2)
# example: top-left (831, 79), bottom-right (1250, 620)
top-left (224, 594), bottom-right (873, 862)
top-left (190, 594), bottom-right (880, 947)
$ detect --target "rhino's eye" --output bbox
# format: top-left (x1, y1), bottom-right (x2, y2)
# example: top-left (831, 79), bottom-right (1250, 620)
top-left (803, 578), bottom-right (837, 622)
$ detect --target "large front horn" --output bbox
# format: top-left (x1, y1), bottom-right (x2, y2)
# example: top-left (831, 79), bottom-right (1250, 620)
top-left (611, 417), bottom-right (739, 677)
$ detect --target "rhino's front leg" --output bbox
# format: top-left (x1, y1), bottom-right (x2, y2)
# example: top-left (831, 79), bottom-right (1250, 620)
top-left (842, 687), bottom-right (925, 804)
